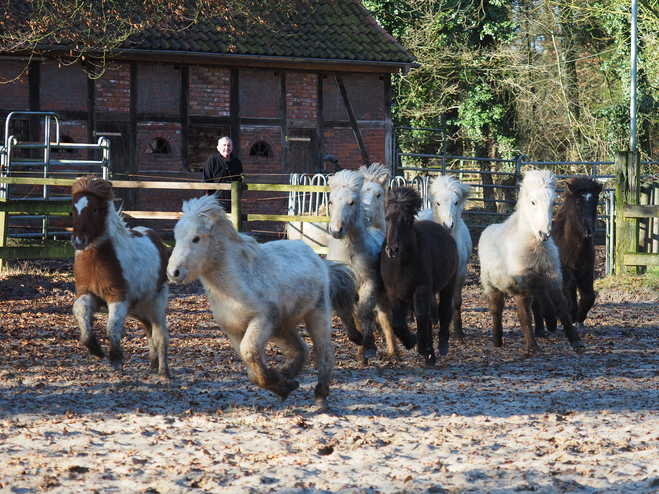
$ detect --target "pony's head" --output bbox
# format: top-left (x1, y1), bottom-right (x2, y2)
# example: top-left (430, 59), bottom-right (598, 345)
top-left (358, 163), bottom-right (389, 226)
top-left (429, 174), bottom-right (472, 233)
top-left (167, 195), bottom-right (236, 284)
top-left (384, 186), bottom-right (422, 258)
top-left (71, 176), bottom-right (115, 250)
top-left (561, 176), bottom-right (603, 238)
top-left (328, 169), bottom-right (365, 239)
top-left (518, 169), bottom-right (557, 242)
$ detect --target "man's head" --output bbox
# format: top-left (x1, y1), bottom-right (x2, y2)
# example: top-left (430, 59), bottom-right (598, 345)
top-left (217, 137), bottom-right (233, 159)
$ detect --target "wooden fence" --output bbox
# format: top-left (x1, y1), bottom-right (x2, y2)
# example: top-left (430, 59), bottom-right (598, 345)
top-left (614, 151), bottom-right (659, 273)
top-left (0, 177), bottom-right (330, 264)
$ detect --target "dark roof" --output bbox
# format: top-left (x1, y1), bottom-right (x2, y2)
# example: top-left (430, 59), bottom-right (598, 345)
top-left (1, 0), bottom-right (415, 69)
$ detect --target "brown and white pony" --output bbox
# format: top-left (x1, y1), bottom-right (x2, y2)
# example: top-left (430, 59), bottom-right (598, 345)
top-left (71, 176), bottom-right (170, 378)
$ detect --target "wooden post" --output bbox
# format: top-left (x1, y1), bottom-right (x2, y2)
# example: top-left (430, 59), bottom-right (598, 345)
top-left (615, 151), bottom-right (641, 274)
top-left (653, 182), bottom-right (659, 254)
top-left (231, 181), bottom-right (243, 232)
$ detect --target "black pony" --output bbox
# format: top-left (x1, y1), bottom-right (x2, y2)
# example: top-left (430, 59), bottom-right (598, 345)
top-left (534, 176), bottom-right (603, 335)
top-left (380, 186), bottom-right (458, 366)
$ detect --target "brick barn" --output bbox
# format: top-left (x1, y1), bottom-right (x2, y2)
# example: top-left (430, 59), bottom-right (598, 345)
top-left (0, 0), bottom-right (415, 237)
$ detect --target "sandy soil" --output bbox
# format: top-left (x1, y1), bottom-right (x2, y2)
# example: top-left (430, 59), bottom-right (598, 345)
top-left (1, 252), bottom-right (659, 494)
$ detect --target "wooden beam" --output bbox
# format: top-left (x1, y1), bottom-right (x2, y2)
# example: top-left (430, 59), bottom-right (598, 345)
top-left (245, 214), bottom-right (329, 222)
top-left (623, 204), bottom-right (659, 218)
top-left (0, 245), bottom-right (74, 260)
top-left (334, 74), bottom-right (371, 167)
top-left (0, 200), bottom-right (72, 214)
top-left (623, 252), bottom-right (659, 266)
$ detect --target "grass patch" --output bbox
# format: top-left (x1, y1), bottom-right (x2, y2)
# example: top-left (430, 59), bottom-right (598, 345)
top-left (595, 267), bottom-right (659, 302)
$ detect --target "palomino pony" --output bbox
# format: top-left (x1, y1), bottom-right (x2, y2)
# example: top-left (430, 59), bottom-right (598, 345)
top-left (380, 187), bottom-right (459, 366)
top-left (327, 169), bottom-right (398, 364)
top-left (358, 162), bottom-right (389, 233)
top-left (478, 169), bottom-right (584, 353)
top-left (419, 174), bottom-right (473, 340)
top-left (71, 176), bottom-right (170, 378)
top-left (532, 176), bottom-right (603, 335)
top-left (167, 195), bottom-right (356, 409)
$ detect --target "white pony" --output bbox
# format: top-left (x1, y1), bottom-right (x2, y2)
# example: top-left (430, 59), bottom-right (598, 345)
top-left (428, 174), bottom-right (473, 339)
top-left (167, 195), bottom-right (357, 409)
top-left (327, 169), bottom-right (398, 364)
top-left (478, 169), bottom-right (584, 353)
top-left (358, 163), bottom-right (389, 233)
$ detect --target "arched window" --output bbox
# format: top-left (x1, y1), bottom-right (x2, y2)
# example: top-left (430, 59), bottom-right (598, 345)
top-left (249, 141), bottom-right (273, 157)
top-left (52, 136), bottom-right (77, 154)
top-left (147, 137), bottom-right (171, 154)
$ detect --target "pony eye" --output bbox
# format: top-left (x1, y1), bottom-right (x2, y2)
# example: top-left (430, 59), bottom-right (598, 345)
top-left (349, 200), bottom-right (354, 206)
top-left (93, 207), bottom-right (98, 213)
top-left (531, 201), bottom-right (536, 206)
top-left (454, 201), bottom-right (458, 206)
top-left (192, 236), bottom-right (201, 243)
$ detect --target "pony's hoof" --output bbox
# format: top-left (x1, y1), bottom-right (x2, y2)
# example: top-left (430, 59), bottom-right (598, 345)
top-left (364, 348), bottom-right (377, 360)
top-left (438, 343), bottom-right (449, 356)
top-left (84, 340), bottom-right (105, 359)
top-left (111, 362), bottom-right (124, 372)
top-left (276, 379), bottom-right (300, 403)
top-left (424, 355), bottom-right (436, 367)
top-left (315, 397), bottom-right (329, 412)
top-left (571, 339), bottom-right (585, 350)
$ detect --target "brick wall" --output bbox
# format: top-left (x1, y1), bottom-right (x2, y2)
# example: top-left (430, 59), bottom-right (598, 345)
top-left (95, 64), bottom-right (130, 113)
top-left (137, 64), bottom-right (180, 114)
top-left (189, 66), bottom-right (230, 116)
top-left (41, 61), bottom-right (87, 112)
top-left (240, 69), bottom-right (279, 119)
top-left (0, 61), bottom-right (29, 110)
top-left (286, 72), bottom-right (317, 123)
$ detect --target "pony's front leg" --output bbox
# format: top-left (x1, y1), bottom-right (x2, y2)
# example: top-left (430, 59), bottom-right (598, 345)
top-left (413, 286), bottom-right (436, 366)
top-left (106, 301), bottom-right (129, 371)
top-left (575, 271), bottom-right (596, 326)
top-left (240, 314), bottom-right (299, 402)
top-left (486, 288), bottom-right (505, 347)
top-left (436, 284), bottom-right (455, 357)
top-left (389, 299), bottom-right (416, 350)
top-left (515, 293), bottom-right (540, 353)
top-left (450, 279), bottom-right (466, 340)
top-left (375, 295), bottom-right (398, 360)
top-left (547, 282), bottom-right (584, 350)
top-left (73, 294), bottom-right (104, 358)
top-left (303, 308), bottom-right (335, 410)
top-left (356, 303), bottom-right (377, 361)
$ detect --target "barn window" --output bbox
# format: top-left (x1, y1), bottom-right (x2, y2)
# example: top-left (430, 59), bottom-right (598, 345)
top-left (147, 137), bottom-right (171, 154)
top-left (249, 141), bottom-right (273, 157)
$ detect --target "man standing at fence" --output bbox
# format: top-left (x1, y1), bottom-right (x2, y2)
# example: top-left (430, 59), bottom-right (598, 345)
top-left (203, 136), bottom-right (243, 212)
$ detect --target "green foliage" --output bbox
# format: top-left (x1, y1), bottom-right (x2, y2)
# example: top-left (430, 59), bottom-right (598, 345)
top-left (367, 0), bottom-right (659, 163)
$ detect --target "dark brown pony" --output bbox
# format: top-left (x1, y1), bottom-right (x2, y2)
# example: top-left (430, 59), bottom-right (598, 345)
top-left (380, 186), bottom-right (458, 366)
top-left (71, 176), bottom-right (171, 378)
top-left (533, 176), bottom-right (603, 335)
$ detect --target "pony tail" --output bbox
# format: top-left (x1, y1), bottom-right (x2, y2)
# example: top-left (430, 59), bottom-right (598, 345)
top-left (326, 261), bottom-right (357, 314)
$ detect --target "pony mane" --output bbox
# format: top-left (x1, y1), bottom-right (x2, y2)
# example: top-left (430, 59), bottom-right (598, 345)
top-left (182, 195), bottom-right (259, 261)
top-left (429, 174), bottom-right (472, 202)
top-left (564, 176), bottom-right (603, 197)
top-left (72, 176), bottom-right (114, 201)
top-left (386, 186), bottom-right (423, 214)
top-left (520, 169), bottom-right (556, 196)
top-left (358, 163), bottom-right (389, 184)
top-left (329, 169), bottom-right (364, 192)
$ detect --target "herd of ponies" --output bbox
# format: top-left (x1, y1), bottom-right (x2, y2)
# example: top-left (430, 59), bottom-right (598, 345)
top-left (69, 167), bottom-right (603, 409)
